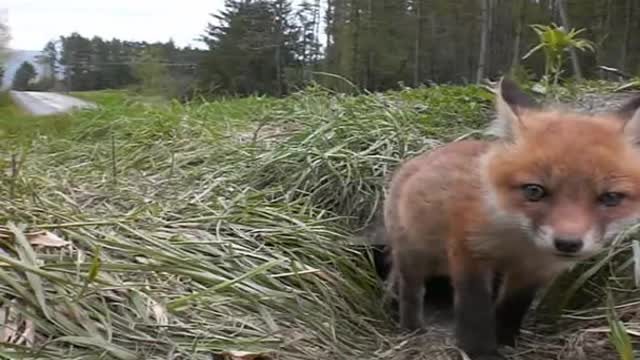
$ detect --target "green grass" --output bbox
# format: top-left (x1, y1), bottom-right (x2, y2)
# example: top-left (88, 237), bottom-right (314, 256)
top-left (0, 91), bottom-right (30, 122)
top-left (0, 91), bottom-right (22, 114)
top-left (0, 91), bottom-right (85, 145)
top-left (70, 89), bottom-right (133, 107)
top-left (0, 83), bottom-right (638, 360)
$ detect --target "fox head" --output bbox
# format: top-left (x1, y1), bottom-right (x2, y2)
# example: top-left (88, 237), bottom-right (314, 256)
top-left (482, 78), bottom-right (640, 260)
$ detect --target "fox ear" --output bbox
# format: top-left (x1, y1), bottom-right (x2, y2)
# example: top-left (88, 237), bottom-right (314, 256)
top-left (618, 94), bottom-right (640, 145)
top-left (488, 77), bottom-right (539, 141)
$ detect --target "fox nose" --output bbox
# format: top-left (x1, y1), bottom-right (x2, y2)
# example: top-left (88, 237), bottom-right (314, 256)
top-left (553, 237), bottom-right (583, 253)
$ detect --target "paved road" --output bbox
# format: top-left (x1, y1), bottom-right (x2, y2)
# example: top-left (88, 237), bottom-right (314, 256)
top-left (9, 91), bottom-right (97, 116)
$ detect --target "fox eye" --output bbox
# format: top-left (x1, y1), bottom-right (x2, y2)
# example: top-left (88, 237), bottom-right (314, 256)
top-left (598, 192), bottom-right (626, 207)
top-left (521, 184), bottom-right (547, 202)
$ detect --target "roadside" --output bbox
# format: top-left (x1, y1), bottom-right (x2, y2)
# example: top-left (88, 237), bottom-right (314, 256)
top-left (9, 90), bottom-right (97, 116)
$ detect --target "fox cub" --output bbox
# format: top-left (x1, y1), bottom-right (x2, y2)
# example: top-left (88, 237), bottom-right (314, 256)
top-left (382, 78), bottom-right (640, 360)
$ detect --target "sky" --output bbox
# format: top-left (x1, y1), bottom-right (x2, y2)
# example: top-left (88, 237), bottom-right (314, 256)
top-left (3, 0), bottom-right (229, 51)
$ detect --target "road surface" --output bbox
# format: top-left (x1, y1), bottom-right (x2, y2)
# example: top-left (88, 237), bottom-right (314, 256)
top-left (9, 91), bottom-right (97, 116)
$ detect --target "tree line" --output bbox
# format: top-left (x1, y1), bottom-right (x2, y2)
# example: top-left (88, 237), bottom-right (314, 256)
top-left (0, 15), bottom-right (9, 86)
top-left (11, 35), bottom-right (205, 98)
top-left (10, 0), bottom-right (640, 98)
top-left (324, 0), bottom-right (640, 90)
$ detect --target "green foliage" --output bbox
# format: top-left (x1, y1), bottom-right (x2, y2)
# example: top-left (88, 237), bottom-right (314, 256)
top-left (0, 91), bottom-right (69, 149)
top-left (59, 33), bottom-right (95, 90)
top-left (508, 64), bottom-right (536, 86)
top-left (605, 293), bottom-right (635, 360)
top-left (0, 91), bottom-right (19, 112)
top-left (523, 23), bottom-right (596, 88)
top-left (33, 40), bottom-right (60, 90)
top-left (615, 78), bottom-right (640, 92)
top-left (0, 89), bottom-right (280, 149)
top-left (295, 1), bottom-right (322, 69)
top-left (323, 0), bottom-right (417, 91)
top-left (11, 61), bottom-right (38, 90)
top-left (199, 0), bottom-right (306, 97)
top-left (131, 47), bottom-right (171, 96)
top-left (70, 89), bottom-right (133, 107)
top-left (56, 33), bottom-right (204, 94)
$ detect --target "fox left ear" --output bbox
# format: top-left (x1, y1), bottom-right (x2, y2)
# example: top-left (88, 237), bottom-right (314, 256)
top-left (489, 77), bottom-right (540, 141)
top-left (618, 95), bottom-right (640, 145)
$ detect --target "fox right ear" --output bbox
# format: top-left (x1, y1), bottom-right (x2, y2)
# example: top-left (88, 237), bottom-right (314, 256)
top-left (618, 94), bottom-right (640, 145)
top-left (488, 77), bottom-right (539, 141)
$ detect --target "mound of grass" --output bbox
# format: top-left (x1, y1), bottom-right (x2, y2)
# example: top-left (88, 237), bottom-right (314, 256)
top-left (0, 83), bottom-right (638, 360)
top-left (243, 85), bottom-right (493, 228)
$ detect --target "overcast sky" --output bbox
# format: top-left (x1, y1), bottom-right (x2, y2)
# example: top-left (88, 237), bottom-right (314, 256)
top-left (3, 0), bottom-right (230, 50)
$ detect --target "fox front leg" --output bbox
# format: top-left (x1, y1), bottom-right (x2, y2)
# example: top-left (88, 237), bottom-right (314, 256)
top-left (450, 259), bottom-right (505, 360)
top-left (495, 271), bottom-right (541, 347)
top-left (393, 250), bottom-right (427, 331)
top-left (395, 263), bottom-right (425, 331)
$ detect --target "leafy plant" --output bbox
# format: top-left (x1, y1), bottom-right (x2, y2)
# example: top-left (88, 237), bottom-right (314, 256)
top-left (606, 294), bottom-right (635, 360)
top-left (523, 23), bottom-right (595, 89)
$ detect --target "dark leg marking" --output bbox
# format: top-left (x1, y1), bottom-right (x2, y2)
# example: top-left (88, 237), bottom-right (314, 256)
top-left (370, 244), bottom-right (391, 280)
top-left (398, 271), bottom-right (425, 331)
top-left (453, 273), bottom-right (503, 359)
top-left (495, 286), bottom-right (538, 347)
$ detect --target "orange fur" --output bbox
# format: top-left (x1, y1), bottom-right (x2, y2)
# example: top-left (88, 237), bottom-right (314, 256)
top-left (383, 78), bottom-right (640, 359)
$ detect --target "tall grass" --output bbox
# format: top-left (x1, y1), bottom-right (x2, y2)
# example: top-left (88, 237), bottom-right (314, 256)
top-left (0, 84), bottom-right (638, 359)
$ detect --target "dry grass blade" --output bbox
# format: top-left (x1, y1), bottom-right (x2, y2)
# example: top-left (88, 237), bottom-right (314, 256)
top-left (633, 240), bottom-right (640, 288)
top-left (52, 335), bottom-right (138, 360)
top-left (167, 258), bottom-right (286, 311)
top-left (7, 223), bottom-right (51, 321)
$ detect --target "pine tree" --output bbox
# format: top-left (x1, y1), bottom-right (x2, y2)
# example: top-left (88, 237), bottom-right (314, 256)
top-left (89, 36), bottom-right (110, 89)
top-left (12, 61), bottom-right (38, 90)
top-left (132, 47), bottom-right (170, 94)
top-left (59, 33), bottom-right (93, 91)
top-left (105, 39), bottom-right (136, 88)
top-left (296, 1), bottom-right (323, 83)
top-left (34, 40), bottom-right (60, 90)
top-left (0, 16), bottom-right (9, 62)
top-left (200, 0), bottom-right (300, 96)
